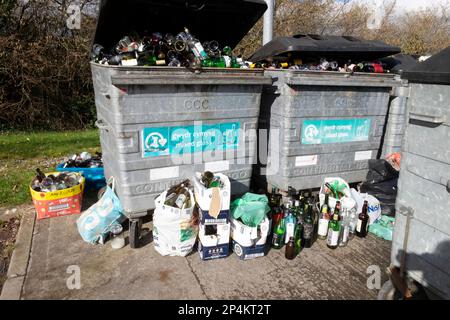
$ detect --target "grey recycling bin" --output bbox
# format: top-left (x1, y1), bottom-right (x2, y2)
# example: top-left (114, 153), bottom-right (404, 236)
top-left (90, 0), bottom-right (270, 247)
top-left (258, 71), bottom-right (401, 191)
top-left (252, 35), bottom-right (402, 191)
top-left (390, 46), bottom-right (450, 299)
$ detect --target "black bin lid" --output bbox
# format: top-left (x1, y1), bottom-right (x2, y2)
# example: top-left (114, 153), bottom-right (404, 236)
top-left (378, 54), bottom-right (418, 74)
top-left (249, 34), bottom-right (401, 62)
top-left (93, 0), bottom-right (267, 50)
top-left (402, 46), bottom-right (450, 85)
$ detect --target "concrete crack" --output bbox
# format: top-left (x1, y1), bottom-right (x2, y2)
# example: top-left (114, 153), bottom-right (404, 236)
top-left (185, 256), bottom-right (209, 299)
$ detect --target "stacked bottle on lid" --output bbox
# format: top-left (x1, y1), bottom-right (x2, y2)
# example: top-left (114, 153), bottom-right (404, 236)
top-left (91, 27), bottom-right (249, 69)
top-left (251, 56), bottom-right (389, 73)
top-left (267, 187), bottom-right (371, 260)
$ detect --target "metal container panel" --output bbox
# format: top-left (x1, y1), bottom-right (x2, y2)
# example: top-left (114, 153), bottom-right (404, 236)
top-left (391, 82), bottom-right (450, 299)
top-left (92, 63), bottom-right (270, 215)
top-left (259, 69), bottom-right (399, 190)
top-left (381, 85), bottom-right (408, 157)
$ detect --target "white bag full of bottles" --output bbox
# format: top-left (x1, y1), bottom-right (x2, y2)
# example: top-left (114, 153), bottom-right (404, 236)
top-left (153, 189), bottom-right (198, 257)
top-left (319, 177), bottom-right (354, 212)
top-left (194, 173), bottom-right (231, 260)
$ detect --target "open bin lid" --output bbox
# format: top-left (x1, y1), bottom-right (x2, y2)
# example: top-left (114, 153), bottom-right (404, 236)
top-left (402, 46), bottom-right (450, 85)
top-left (93, 0), bottom-right (267, 50)
top-left (378, 54), bottom-right (418, 74)
top-left (249, 34), bottom-right (401, 62)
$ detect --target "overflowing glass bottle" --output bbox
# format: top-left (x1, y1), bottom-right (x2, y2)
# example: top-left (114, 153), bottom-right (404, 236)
top-left (267, 186), bottom-right (367, 259)
top-left (91, 27), bottom-right (246, 69)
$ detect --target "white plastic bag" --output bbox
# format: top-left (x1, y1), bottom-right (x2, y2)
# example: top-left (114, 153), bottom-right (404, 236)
top-left (350, 188), bottom-right (382, 224)
top-left (319, 177), bottom-right (353, 212)
top-left (153, 189), bottom-right (198, 257)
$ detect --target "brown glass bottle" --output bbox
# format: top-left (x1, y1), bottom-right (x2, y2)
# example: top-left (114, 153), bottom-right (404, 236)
top-left (356, 200), bottom-right (370, 238)
top-left (285, 236), bottom-right (296, 260)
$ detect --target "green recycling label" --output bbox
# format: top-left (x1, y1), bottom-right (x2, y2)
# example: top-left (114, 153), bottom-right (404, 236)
top-left (142, 122), bottom-right (240, 157)
top-left (301, 118), bottom-right (371, 145)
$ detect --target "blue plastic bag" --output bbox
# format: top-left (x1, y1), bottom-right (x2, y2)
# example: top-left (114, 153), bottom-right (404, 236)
top-left (77, 178), bottom-right (126, 244)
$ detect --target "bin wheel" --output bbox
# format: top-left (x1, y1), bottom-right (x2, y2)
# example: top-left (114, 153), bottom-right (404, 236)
top-left (129, 219), bottom-right (141, 249)
top-left (97, 186), bottom-right (107, 200)
top-left (378, 280), bottom-right (400, 300)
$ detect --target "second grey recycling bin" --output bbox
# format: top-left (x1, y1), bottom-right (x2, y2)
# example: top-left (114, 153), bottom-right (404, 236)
top-left (90, 0), bottom-right (270, 247)
top-left (390, 46), bottom-right (450, 299)
top-left (258, 70), bottom-right (400, 191)
top-left (253, 35), bottom-right (401, 191)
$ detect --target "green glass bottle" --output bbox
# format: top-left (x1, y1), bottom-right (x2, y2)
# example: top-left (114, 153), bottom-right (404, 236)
top-left (298, 200), bottom-right (307, 226)
top-left (294, 222), bottom-right (303, 254)
top-left (201, 58), bottom-right (214, 68)
top-left (213, 57), bottom-right (226, 68)
top-left (327, 201), bottom-right (341, 250)
top-left (271, 215), bottom-right (286, 249)
top-left (293, 200), bottom-right (300, 217)
top-left (223, 46), bottom-right (232, 56)
top-left (141, 53), bottom-right (157, 66)
top-left (302, 207), bottom-right (314, 248)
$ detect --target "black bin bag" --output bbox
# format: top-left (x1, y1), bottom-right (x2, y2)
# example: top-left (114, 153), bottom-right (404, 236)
top-left (360, 159), bottom-right (399, 217)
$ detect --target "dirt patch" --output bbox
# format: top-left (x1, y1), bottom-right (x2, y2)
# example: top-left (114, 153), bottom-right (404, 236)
top-left (158, 270), bottom-right (171, 283)
top-left (0, 216), bottom-right (20, 291)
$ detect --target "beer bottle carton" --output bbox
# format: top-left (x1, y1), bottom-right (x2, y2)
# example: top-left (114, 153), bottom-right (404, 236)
top-left (193, 172), bottom-right (231, 226)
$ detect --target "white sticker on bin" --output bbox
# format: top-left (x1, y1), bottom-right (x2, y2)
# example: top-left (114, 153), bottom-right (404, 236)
top-left (295, 155), bottom-right (318, 167)
top-left (150, 166), bottom-right (180, 181)
top-left (354, 150), bottom-right (373, 161)
top-left (205, 161), bottom-right (230, 173)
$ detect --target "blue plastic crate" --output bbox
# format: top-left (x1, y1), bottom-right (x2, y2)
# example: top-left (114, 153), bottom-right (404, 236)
top-left (56, 163), bottom-right (106, 190)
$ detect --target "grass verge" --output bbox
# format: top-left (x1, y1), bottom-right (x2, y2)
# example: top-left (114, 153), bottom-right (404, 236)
top-left (0, 130), bottom-right (100, 208)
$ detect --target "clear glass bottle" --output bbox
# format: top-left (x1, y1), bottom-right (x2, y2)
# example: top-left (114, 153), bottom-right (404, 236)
top-left (348, 207), bottom-right (358, 240)
top-left (110, 224), bottom-right (125, 249)
top-left (339, 208), bottom-right (350, 247)
top-left (317, 194), bottom-right (330, 240)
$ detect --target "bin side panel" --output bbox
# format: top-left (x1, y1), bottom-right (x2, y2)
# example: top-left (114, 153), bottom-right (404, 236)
top-left (258, 71), bottom-right (394, 190)
top-left (391, 82), bottom-right (450, 299)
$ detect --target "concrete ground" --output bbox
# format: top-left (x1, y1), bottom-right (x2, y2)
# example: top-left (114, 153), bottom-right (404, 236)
top-left (1, 203), bottom-right (392, 300)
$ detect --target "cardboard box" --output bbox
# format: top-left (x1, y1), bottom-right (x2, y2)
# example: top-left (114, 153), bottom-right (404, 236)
top-left (198, 223), bottom-right (230, 260)
top-left (198, 242), bottom-right (230, 261)
top-left (30, 173), bottom-right (85, 220)
top-left (194, 173), bottom-right (231, 225)
top-left (231, 240), bottom-right (267, 260)
top-left (230, 217), bottom-right (271, 260)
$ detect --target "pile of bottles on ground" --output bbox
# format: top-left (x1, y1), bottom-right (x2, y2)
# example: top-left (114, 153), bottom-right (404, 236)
top-left (268, 184), bottom-right (371, 260)
top-left (91, 27), bottom-right (248, 69)
top-left (31, 169), bottom-right (83, 193)
top-left (62, 152), bottom-right (103, 169)
top-left (159, 171), bottom-right (372, 260)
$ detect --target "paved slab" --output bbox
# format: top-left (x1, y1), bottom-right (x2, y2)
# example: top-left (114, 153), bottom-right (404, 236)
top-left (22, 215), bottom-right (206, 300)
top-left (187, 234), bottom-right (390, 300)
top-left (19, 212), bottom-right (391, 300)
top-left (0, 205), bottom-right (35, 300)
